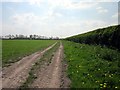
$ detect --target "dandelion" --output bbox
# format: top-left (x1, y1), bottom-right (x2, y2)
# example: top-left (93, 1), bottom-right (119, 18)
top-left (98, 68), bottom-right (100, 70)
top-left (115, 86), bottom-right (118, 88)
top-left (109, 75), bottom-right (111, 77)
top-left (100, 84), bottom-right (103, 86)
top-left (96, 80), bottom-right (99, 83)
top-left (104, 83), bottom-right (107, 85)
top-left (82, 82), bottom-right (85, 84)
top-left (105, 74), bottom-right (107, 76)
top-left (87, 73), bottom-right (90, 76)
top-left (95, 81), bottom-right (98, 83)
top-left (77, 71), bottom-right (79, 73)
top-left (103, 85), bottom-right (106, 88)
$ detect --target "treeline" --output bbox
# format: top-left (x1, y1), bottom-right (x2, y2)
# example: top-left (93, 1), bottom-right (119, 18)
top-left (66, 25), bottom-right (120, 50)
top-left (1, 34), bottom-right (59, 40)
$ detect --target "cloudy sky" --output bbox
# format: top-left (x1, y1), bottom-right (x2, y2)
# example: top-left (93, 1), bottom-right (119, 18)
top-left (1, 0), bottom-right (119, 38)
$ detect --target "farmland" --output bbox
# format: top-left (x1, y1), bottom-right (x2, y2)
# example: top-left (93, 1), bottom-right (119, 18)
top-left (2, 40), bottom-right (57, 67)
top-left (63, 41), bottom-right (120, 88)
top-left (2, 24), bottom-right (120, 88)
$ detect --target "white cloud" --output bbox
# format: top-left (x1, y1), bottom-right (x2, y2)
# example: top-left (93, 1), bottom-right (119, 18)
top-left (6, 0), bottom-right (97, 10)
top-left (95, 0), bottom-right (119, 2)
top-left (3, 11), bottom-right (117, 37)
top-left (47, 9), bottom-right (62, 17)
top-left (12, 13), bottom-right (40, 26)
top-left (50, 20), bottom-right (109, 38)
top-left (1, 0), bottom-right (24, 2)
top-left (28, 0), bottom-right (44, 7)
top-left (2, 12), bottom-right (63, 36)
top-left (43, 0), bottom-right (98, 10)
top-left (54, 13), bottom-right (63, 17)
top-left (1, 0), bottom-right (119, 3)
top-left (112, 12), bottom-right (120, 19)
top-left (96, 7), bottom-right (108, 14)
top-left (112, 13), bottom-right (117, 18)
top-left (2, 0), bottom-right (118, 38)
top-left (11, 11), bottom-right (62, 26)
top-left (64, 2), bottom-right (98, 9)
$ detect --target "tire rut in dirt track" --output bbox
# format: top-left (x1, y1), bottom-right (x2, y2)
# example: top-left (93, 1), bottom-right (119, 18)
top-left (31, 42), bottom-right (67, 88)
top-left (2, 42), bottom-right (57, 88)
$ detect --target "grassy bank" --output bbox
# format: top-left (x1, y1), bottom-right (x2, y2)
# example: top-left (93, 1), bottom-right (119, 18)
top-left (66, 25), bottom-right (120, 50)
top-left (2, 40), bottom-right (57, 67)
top-left (63, 41), bottom-right (120, 88)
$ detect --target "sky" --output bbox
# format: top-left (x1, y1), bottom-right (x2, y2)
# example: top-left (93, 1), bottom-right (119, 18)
top-left (0, 0), bottom-right (120, 38)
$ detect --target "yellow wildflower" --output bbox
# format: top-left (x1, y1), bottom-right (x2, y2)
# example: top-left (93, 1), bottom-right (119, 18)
top-left (104, 83), bottom-right (107, 85)
top-left (103, 85), bottom-right (106, 88)
top-left (82, 82), bottom-right (85, 84)
top-left (109, 75), bottom-right (111, 77)
top-left (100, 84), bottom-right (103, 86)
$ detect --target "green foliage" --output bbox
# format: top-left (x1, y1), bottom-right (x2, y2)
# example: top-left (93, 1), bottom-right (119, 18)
top-left (66, 25), bottom-right (120, 50)
top-left (2, 40), bottom-right (57, 67)
top-left (63, 41), bottom-right (120, 88)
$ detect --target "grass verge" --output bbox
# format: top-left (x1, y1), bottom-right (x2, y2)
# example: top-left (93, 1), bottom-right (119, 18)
top-left (63, 40), bottom-right (120, 88)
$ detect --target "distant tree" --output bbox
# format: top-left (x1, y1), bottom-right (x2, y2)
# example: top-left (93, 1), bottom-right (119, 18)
top-left (30, 35), bottom-right (32, 39)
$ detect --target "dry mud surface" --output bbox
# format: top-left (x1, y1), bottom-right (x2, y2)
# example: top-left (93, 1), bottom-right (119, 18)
top-left (31, 43), bottom-right (70, 88)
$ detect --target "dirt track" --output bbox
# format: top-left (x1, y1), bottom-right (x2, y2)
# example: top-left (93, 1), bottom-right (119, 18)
top-left (31, 42), bottom-right (65, 88)
top-left (2, 43), bottom-right (57, 88)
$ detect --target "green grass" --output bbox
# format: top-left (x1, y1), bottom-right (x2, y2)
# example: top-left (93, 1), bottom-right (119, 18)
top-left (20, 42), bottom-right (60, 89)
top-left (63, 40), bottom-right (120, 88)
top-left (2, 40), bottom-right (57, 67)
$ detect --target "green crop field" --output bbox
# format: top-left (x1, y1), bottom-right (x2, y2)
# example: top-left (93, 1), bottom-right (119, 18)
top-left (63, 41), bottom-right (120, 88)
top-left (2, 40), bottom-right (57, 67)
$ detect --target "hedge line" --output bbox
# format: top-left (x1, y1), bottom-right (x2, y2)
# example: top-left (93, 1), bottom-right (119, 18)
top-left (66, 25), bottom-right (120, 50)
